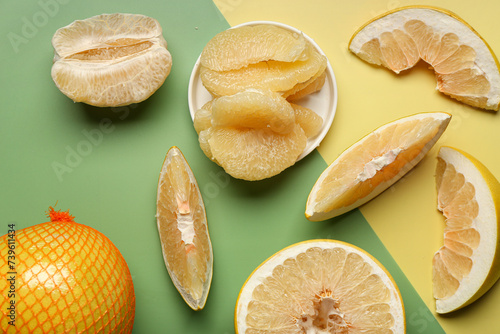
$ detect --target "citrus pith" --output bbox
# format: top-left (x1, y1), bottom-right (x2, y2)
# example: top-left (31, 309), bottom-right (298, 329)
top-left (51, 13), bottom-right (172, 107)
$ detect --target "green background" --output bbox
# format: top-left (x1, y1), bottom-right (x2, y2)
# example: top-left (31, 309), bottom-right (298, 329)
top-left (0, 0), bottom-right (443, 332)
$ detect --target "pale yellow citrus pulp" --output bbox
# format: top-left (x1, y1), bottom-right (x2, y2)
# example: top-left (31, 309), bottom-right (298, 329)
top-left (349, 6), bottom-right (500, 110)
top-left (51, 13), bottom-right (172, 107)
top-left (235, 240), bottom-right (405, 333)
top-left (306, 112), bottom-right (451, 221)
top-left (156, 146), bottom-right (213, 310)
top-left (433, 146), bottom-right (500, 313)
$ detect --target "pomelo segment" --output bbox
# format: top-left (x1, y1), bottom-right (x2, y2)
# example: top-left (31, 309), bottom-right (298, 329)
top-left (204, 124), bottom-right (307, 181)
top-left (200, 24), bottom-right (308, 72)
top-left (284, 69), bottom-right (327, 101)
top-left (290, 103), bottom-right (323, 137)
top-left (193, 88), bottom-right (323, 181)
top-left (195, 23), bottom-right (330, 180)
top-left (200, 43), bottom-right (326, 97)
top-left (193, 100), bottom-right (213, 135)
top-left (211, 89), bottom-right (295, 135)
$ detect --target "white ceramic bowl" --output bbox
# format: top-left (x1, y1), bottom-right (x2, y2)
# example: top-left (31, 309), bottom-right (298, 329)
top-left (188, 21), bottom-right (338, 160)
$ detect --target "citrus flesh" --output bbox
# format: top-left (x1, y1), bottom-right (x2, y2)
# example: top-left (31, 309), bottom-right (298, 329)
top-left (194, 96), bottom-right (323, 139)
top-left (211, 89), bottom-right (296, 135)
top-left (433, 146), bottom-right (500, 313)
top-left (290, 103), bottom-right (323, 138)
top-left (306, 112), bottom-right (451, 221)
top-left (204, 124), bottom-right (307, 181)
top-left (156, 146), bottom-right (213, 310)
top-left (235, 240), bottom-right (405, 333)
top-left (284, 69), bottom-right (327, 101)
top-left (193, 87), bottom-right (324, 181)
top-left (0, 208), bottom-right (135, 333)
top-left (194, 100), bottom-right (214, 135)
top-left (51, 13), bottom-right (172, 107)
top-left (349, 6), bottom-right (500, 110)
top-left (200, 24), bottom-right (308, 72)
top-left (200, 43), bottom-right (327, 97)
top-left (196, 23), bottom-right (328, 181)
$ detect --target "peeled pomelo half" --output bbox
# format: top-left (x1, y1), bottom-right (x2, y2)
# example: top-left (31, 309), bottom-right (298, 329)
top-left (235, 239), bottom-right (405, 333)
top-left (349, 6), bottom-right (500, 110)
top-left (306, 112), bottom-right (451, 221)
top-left (433, 146), bottom-right (500, 313)
top-left (51, 13), bottom-right (172, 107)
top-left (156, 146), bottom-right (213, 310)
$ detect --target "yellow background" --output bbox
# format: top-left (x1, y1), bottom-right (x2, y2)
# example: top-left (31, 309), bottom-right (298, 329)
top-left (216, 0), bottom-right (500, 332)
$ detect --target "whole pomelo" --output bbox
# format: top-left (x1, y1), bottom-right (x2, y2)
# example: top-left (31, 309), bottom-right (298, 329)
top-left (0, 207), bottom-right (135, 333)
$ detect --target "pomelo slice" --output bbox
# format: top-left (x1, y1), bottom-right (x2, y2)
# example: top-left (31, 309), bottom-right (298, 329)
top-left (156, 146), bottom-right (213, 310)
top-left (306, 112), bottom-right (451, 221)
top-left (349, 6), bottom-right (500, 110)
top-left (433, 146), bottom-right (500, 313)
top-left (235, 240), bottom-right (405, 333)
